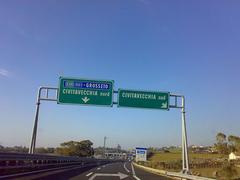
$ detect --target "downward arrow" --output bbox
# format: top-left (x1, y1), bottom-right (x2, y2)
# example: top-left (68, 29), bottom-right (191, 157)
top-left (82, 97), bottom-right (90, 103)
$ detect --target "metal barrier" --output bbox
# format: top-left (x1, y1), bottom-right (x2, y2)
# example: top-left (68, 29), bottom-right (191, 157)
top-left (0, 152), bottom-right (112, 177)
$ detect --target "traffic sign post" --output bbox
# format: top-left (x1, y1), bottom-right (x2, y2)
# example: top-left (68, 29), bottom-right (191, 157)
top-left (118, 89), bottom-right (169, 110)
top-left (58, 77), bottom-right (114, 106)
top-left (135, 147), bottom-right (147, 162)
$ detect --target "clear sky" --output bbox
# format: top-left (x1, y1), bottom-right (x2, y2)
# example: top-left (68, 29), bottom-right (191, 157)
top-left (0, 0), bottom-right (240, 149)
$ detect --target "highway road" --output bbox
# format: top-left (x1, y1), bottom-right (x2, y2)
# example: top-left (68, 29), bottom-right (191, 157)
top-left (4, 161), bottom-right (171, 180)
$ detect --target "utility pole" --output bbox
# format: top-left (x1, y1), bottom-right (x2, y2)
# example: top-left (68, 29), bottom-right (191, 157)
top-left (103, 136), bottom-right (107, 158)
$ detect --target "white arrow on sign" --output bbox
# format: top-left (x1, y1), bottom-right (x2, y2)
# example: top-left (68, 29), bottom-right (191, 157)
top-left (161, 102), bottom-right (167, 109)
top-left (88, 172), bottom-right (128, 180)
top-left (82, 97), bottom-right (90, 103)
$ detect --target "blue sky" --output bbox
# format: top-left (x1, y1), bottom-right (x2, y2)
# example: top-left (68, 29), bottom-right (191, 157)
top-left (0, 0), bottom-right (240, 149)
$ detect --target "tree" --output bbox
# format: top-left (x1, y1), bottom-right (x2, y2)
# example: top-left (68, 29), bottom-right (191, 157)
top-left (216, 133), bottom-right (226, 144)
top-left (228, 135), bottom-right (240, 153)
top-left (55, 140), bottom-right (94, 157)
top-left (12, 146), bottom-right (28, 153)
top-left (35, 147), bottom-right (55, 154)
top-left (147, 147), bottom-right (158, 158)
top-left (0, 145), bottom-right (4, 152)
top-left (215, 132), bottom-right (228, 154)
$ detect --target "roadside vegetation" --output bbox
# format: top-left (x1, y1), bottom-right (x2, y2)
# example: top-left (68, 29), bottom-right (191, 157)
top-left (0, 140), bottom-right (94, 157)
top-left (55, 140), bottom-right (94, 157)
top-left (137, 132), bottom-right (240, 179)
top-left (0, 140), bottom-right (126, 158)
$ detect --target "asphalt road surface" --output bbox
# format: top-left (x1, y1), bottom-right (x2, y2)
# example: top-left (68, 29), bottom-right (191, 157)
top-left (5, 161), bottom-right (171, 180)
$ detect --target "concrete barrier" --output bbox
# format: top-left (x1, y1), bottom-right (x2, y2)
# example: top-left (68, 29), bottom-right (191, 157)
top-left (132, 162), bottom-right (216, 180)
top-left (132, 162), bottom-right (180, 179)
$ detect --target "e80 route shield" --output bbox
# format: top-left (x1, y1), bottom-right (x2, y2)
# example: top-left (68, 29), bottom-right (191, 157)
top-left (58, 77), bottom-right (114, 106)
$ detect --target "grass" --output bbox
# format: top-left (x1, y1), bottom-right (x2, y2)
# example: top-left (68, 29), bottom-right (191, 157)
top-left (145, 151), bottom-right (228, 178)
top-left (192, 168), bottom-right (219, 178)
top-left (149, 152), bottom-right (226, 162)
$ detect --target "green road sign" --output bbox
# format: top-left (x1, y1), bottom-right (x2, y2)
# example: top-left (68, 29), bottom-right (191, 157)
top-left (58, 77), bottom-right (114, 106)
top-left (118, 89), bottom-right (169, 110)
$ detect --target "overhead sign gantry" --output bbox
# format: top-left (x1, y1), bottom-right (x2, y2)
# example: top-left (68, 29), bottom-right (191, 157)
top-left (29, 77), bottom-right (190, 174)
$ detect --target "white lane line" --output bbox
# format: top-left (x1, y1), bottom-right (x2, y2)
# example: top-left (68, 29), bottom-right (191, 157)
top-left (131, 163), bottom-right (141, 180)
top-left (86, 172), bottom-right (93, 177)
top-left (124, 162), bottom-right (130, 173)
top-left (97, 167), bottom-right (101, 170)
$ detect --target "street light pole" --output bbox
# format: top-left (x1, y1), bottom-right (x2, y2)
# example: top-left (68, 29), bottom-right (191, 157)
top-left (103, 136), bottom-right (107, 158)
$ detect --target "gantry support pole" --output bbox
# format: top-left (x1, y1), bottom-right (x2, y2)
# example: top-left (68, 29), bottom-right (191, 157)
top-left (29, 88), bottom-right (41, 154)
top-left (181, 96), bottom-right (189, 173)
top-left (29, 87), bottom-right (58, 154)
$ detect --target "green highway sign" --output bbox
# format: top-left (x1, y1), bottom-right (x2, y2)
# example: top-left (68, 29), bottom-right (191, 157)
top-left (58, 77), bottom-right (114, 106)
top-left (118, 89), bottom-right (169, 110)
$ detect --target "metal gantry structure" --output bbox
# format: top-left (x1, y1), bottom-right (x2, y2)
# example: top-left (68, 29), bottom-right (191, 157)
top-left (29, 86), bottom-right (190, 174)
top-left (169, 94), bottom-right (189, 173)
top-left (29, 87), bottom-right (58, 155)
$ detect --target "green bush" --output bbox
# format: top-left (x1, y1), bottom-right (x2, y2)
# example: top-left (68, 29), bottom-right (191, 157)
top-left (216, 163), bottom-right (238, 180)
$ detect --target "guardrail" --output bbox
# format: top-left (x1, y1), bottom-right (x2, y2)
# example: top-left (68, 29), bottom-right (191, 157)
top-left (0, 152), bottom-right (112, 177)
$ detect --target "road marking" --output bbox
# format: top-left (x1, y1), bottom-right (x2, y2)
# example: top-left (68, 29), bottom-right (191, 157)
top-left (86, 172), bottom-right (93, 177)
top-left (97, 167), bottom-right (101, 170)
top-left (123, 162), bottom-right (130, 173)
top-left (131, 163), bottom-right (141, 180)
top-left (89, 172), bottom-right (128, 180)
top-left (133, 175), bottom-right (141, 180)
top-left (131, 163), bottom-right (136, 175)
